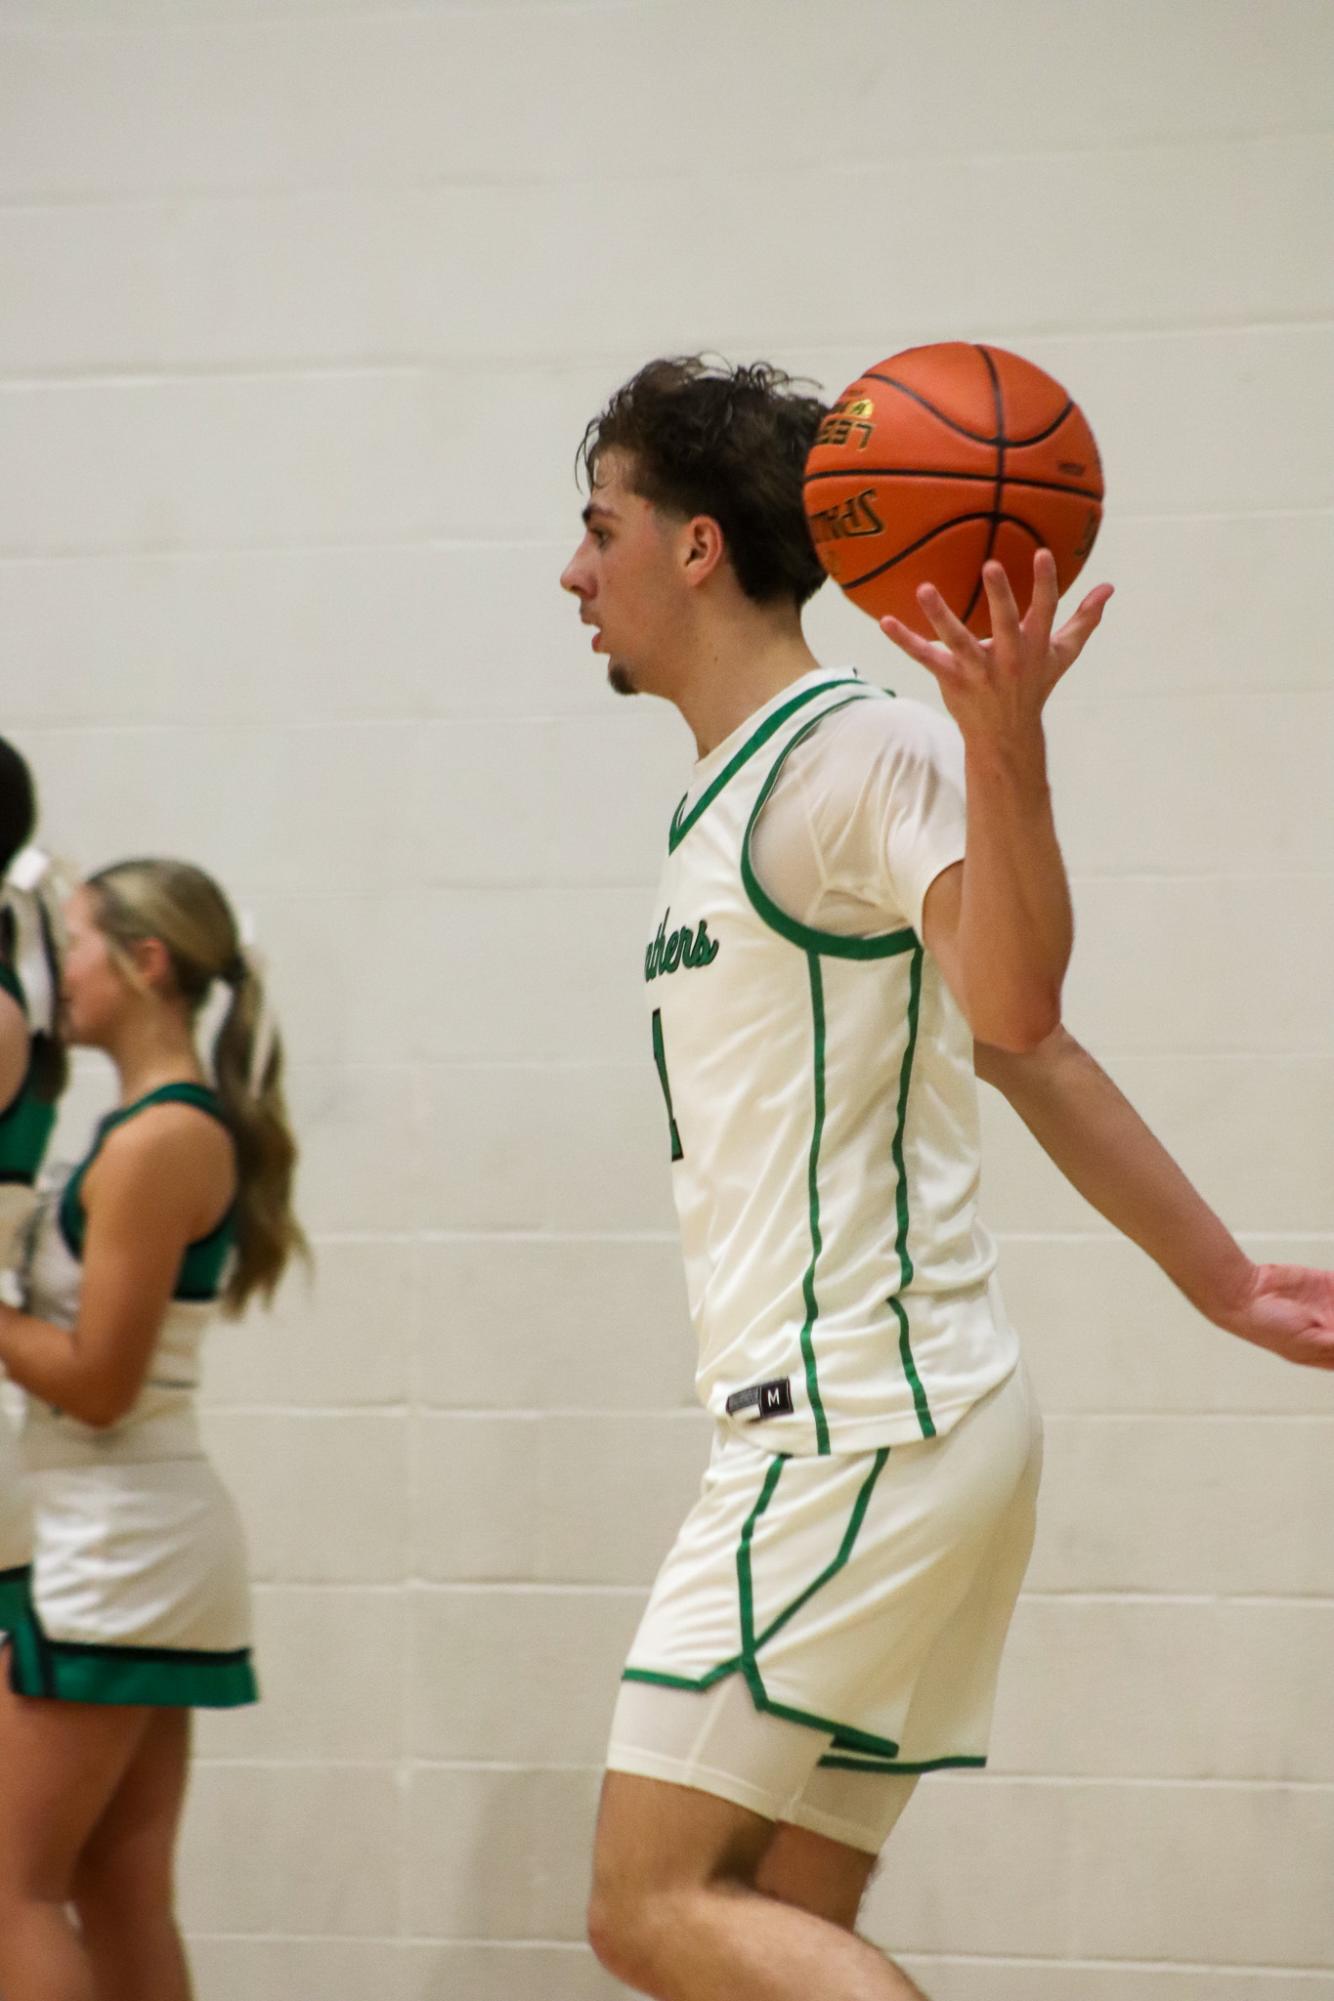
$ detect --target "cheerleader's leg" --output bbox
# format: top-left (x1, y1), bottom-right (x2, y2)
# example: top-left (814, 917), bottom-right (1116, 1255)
top-left (0, 1654), bottom-right (152, 2001)
top-left (72, 1708), bottom-right (194, 2001)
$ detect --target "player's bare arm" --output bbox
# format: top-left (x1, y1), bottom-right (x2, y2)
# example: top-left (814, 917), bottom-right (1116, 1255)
top-left (0, 986), bottom-right (28, 1109)
top-left (976, 1027), bottom-right (1334, 1372)
top-left (889, 550), bottom-right (1112, 1052)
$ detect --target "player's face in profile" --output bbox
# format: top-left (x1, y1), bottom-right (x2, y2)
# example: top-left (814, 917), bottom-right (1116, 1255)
top-left (560, 450), bottom-right (683, 697)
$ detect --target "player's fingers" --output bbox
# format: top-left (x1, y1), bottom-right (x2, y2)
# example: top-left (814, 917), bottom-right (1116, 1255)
top-left (1052, 581), bottom-right (1114, 669)
top-left (916, 583), bottom-right (987, 669)
top-left (981, 561), bottom-right (1023, 659)
top-left (1023, 548), bottom-right (1060, 649)
top-left (877, 614), bottom-right (953, 675)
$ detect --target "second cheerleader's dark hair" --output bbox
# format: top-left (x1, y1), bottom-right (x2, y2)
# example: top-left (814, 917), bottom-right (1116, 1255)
top-left (85, 858), bottom-right (308, 1313)
top-left (0, 735), bottom-right (67, 1104)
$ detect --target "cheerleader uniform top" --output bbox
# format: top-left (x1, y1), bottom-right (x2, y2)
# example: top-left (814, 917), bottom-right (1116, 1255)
top-left (9, 1083), bottom-right (258, 1709)
top-left (0, 959), bottom-right (58, 1263)
top-left (0, 959), bottom-right (60, 1610)
top-left (20, 1082), bottom-right (237, 1470)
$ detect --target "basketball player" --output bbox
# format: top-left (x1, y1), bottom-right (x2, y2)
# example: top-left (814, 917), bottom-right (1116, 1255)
top-left (561, 357), bottom-right (1334, 2001)
top-left (0, 860), bottom-right (305, 2001)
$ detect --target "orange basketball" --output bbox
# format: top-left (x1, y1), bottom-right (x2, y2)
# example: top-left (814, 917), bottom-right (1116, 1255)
top-left (803, 343), bottom-right (1104, 637)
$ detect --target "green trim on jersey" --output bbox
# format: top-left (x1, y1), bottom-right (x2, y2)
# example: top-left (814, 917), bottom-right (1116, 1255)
top-left (669, 678), bottom-right (862, 855)
top-left (623, 1445), bottom-right (905, 1759)
top-left (890, 945), bottom-right (935, 1439)
top-left (739, 695), bottom-right (920, 962)
top-left (59, 1083), bottom-right (236, 1301)
top-left (740, 699), bottom-right (936, 1442)
top-left (798, 955), bottom-right (832, 1455)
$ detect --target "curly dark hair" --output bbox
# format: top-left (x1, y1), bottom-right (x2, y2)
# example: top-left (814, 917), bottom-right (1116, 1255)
top-left (577, 356), bottom-right (829, 609)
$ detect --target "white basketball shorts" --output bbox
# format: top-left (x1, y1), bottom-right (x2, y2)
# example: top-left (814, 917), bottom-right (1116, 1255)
top-left (607, 1360), bottom-right (1041, 1853)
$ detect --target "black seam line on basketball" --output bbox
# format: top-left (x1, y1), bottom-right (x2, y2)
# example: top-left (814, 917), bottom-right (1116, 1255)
top-left (860, 368), bottom-right (1074, 451)
top-left (995, 391), bottom-right (1077, 450)
top-left (843, 512), bottom-right (1042, 594)
top-left (803, 467), bottom-right (1103, 502)
top-left (961, 346), bottom-right (1006, 627)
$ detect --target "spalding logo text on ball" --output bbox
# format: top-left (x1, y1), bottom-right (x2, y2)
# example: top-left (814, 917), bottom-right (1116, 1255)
top-left (802, 343), bottom-right (1104, 638)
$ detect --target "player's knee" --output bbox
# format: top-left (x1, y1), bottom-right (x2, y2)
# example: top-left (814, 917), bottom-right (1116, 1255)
top-left (0, 1838), bottom-right (77, 1912)
top-left (587, 1878), bottom-right (643, 1983)
top-left (586, 1885), bottom-right (634, 1982)
top-left (72, 1843), bottom-right (173, 1939)
top-left (587, 1877), bottom-right (675, 1987)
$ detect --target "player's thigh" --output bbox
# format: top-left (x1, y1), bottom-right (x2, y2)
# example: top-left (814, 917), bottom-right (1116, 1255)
top-left (763, 1768), bottom-right (919, 1923)
top-left (605, 1670), bottom-right (833, 1851)
top-left (593, 1766), bottom-right (775, 1908)
top-left (754, 1820), bottom-right (882, 1929)
top-left (74, 1707), bottom-right (192, 1915)
top-left (0, 1653), bottom-right (151, 1901)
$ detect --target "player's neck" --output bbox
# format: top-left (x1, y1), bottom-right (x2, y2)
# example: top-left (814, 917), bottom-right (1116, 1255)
top-left (673, 607), bottom-right (823, 760)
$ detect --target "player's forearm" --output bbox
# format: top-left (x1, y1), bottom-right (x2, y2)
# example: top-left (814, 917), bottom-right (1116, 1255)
top-left (957, 730), bottom-right (1072, 1052)
top-left (976, 1027), bottom-right (1254, 1324)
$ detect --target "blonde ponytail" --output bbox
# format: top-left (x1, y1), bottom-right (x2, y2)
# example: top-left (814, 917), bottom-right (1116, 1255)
top-left (87, 859), bottom-right (309, 1313)
top-left (211, 951), bottom-right (307, 1314)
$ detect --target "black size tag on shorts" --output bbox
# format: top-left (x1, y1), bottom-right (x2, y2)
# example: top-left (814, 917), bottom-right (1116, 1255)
top-left (725, 1377), bottom-right (794, 1423)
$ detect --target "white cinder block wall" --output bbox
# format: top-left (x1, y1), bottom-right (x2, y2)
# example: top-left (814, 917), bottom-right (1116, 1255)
top-left (2, 2), bottom-right (1331, 1995)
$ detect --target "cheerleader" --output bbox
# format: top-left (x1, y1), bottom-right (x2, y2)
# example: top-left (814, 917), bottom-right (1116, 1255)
top-left (0, 738), bottom-right (67, 1703)
top-left (0, 858), bottom-right (305, 2001)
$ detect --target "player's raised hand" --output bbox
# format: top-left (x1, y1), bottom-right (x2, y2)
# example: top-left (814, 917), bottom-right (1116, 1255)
top-left (1215, 1261), bottom-right (1334, 1371)
top-left (879, 548), bottom-right (1113, 742)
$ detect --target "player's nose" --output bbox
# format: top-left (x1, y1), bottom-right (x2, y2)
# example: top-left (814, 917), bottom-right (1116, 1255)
top-left (560, 551), bottom-right (589, 596)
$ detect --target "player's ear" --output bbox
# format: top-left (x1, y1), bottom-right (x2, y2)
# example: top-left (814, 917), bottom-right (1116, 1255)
top-left (681, 514), bottom-right (727, 589)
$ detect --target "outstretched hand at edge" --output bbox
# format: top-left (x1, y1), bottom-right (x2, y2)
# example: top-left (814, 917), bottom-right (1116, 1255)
top-left (879, 547), bottom-right (1114, 741)
top-left (1215, 1262), bottom-right (1334, 1371)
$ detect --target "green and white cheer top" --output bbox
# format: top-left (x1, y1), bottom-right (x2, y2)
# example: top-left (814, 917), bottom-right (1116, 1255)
top-left (19, 1083), bottom-right (237, 1471)
top-left (647, 669), bottom-right (1019, 1457)
top-left (0, 957), bottom-right (59, 1582)
top-left (0, 959), bottom-right (58, 1269)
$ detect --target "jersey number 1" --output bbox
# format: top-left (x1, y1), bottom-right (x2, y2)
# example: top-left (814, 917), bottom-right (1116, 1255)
top-left (651, 1009), bottom-right (684, 1162)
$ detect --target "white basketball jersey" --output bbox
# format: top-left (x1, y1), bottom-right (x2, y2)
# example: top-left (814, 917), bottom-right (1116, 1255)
top-left (648, 670), bottom-right (1019, 1456)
